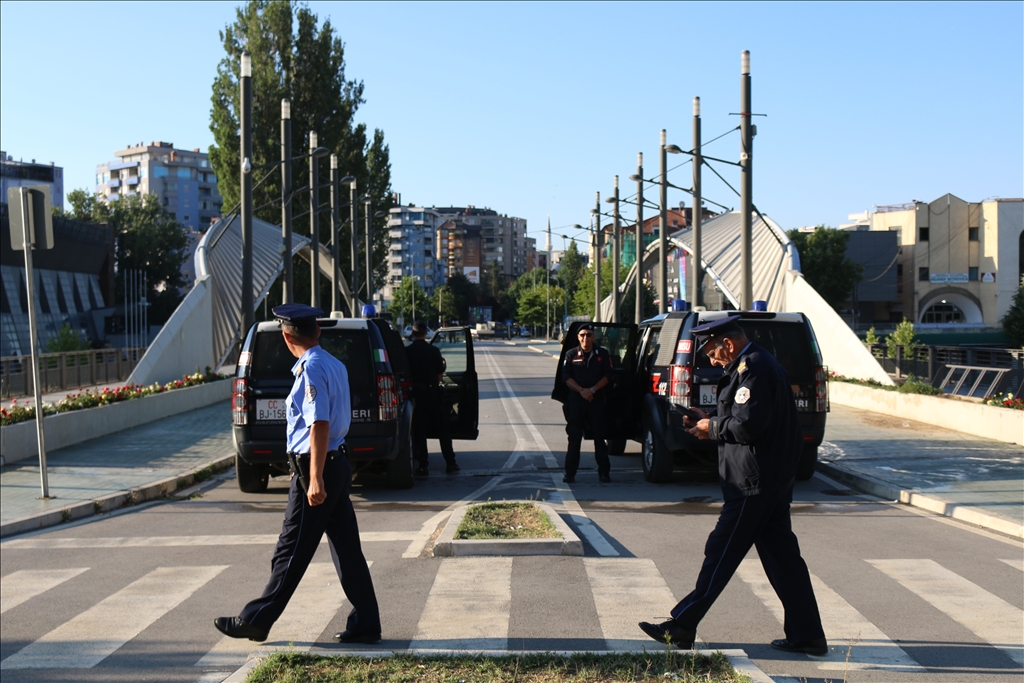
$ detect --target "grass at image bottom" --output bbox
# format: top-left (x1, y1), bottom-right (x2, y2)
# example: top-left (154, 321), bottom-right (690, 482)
top-left (245, 651), bottom-right (749, 683)
top-left (455, 502), bottom-right (561, 540)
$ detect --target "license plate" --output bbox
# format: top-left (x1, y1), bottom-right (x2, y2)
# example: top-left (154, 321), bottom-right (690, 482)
top-left (256, 399), bottom-right (287, 422)
top-left (699, 385), bottom-right (717, 406)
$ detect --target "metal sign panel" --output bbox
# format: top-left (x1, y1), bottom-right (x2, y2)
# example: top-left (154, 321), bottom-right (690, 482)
top-left (7, 185), bottom-right (54, 250)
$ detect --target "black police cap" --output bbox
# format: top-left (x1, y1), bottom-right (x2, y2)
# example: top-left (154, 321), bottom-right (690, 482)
top-left (578, 322), bottom-right (595, 332)
top-left (690, 314), bottom-right (743, 351)
top-left (272, 303), bottom-right (324, 326)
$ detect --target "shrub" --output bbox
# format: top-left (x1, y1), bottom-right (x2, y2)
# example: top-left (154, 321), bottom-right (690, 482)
top-left (886, 318), bottom-right (919, 359)
top-left (897, 375), bottom-right (941, 395)
top-left (864, 327), bottom-right (879, 345)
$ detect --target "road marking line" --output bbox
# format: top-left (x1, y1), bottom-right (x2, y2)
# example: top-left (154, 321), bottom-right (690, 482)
top-left (584, 558), bottom-right (678, 650)
top-left (1000, 558), bottom-right (1023, 572)
top-left (3, 532), bottom-right (414, 550)
top-left (868, 558), bottom-right (1024, 667)
top-left (196, 562), bottom-right (366, 668)
top-left (401, 477), bottom-right (504, 559)
top-left (1, 565), bottom-right (227, 669)
top-left (0, 568), bottom-right (89, 614)
top-left (409, 557), bottom-right (511, 651)
top-left (736, 559), bottom-right (923, 672)
top-left (483, 349), bottom-right (618, 556)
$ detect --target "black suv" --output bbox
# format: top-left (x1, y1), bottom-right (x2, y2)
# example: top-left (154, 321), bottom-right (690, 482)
top-left (232, 318), bottom-right (477, 492)
top-left (552, 309), bottom-right (828, 483)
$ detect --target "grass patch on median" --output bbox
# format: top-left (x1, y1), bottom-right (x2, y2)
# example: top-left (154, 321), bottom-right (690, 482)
top-left (245, 652), bottom-right (749, 683)
top-left (455, 502), bottom-right (561, 540)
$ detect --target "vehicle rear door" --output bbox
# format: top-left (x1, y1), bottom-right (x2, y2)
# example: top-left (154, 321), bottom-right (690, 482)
top-left (429, 326), bottom-right (478, 440)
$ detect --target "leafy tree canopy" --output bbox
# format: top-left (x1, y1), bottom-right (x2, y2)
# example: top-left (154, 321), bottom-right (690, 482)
top-left (1001, 276), bottom-right (1024, 348)
top-left (390, 277), bottom-right (428, 326)
top-left (886, 318), bottom-right (919, 359)
top-left (46, 323), bottom-right (91, 353)
top-left (570, 259), bottom-right (655, 323)
top-left (558, 240), bottom-right (586, 301)
top-left (786, 226), bottom-right (863, 311)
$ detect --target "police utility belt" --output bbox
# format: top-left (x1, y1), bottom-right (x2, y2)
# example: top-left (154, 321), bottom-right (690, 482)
top-left (286, 445), bottom-right (347, 493)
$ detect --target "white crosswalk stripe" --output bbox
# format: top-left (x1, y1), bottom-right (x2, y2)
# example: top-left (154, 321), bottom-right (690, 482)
top-left (2, 532), bottom-right (414, 550)
top-left (584, 558), bottom-right (679, 651)
top-left (410, 557), bottom-right (512, 651)
top-left (1000, 558), bottom-right (1023, 572)
top-left (736, 559), bottom-right (924, 672)
top-left (196, 562), bottom-right (369, 669)
top-left (1, 565), bottom-right (227, 669)
top-left (868, 558), bottom-right (1024, 667)
top-left (0, 567), bottom-right (89, 614)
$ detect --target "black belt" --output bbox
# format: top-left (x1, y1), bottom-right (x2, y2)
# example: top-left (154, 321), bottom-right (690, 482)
top-left (286, 447), bottom-right (346, 493)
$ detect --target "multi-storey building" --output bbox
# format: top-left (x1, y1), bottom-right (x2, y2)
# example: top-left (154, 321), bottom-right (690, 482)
top-left (383, 206), bottom-right (442, 305)
top-left (433, 207), bottom-right (528, 281)
top-left (95, 142), bottom-right (222, 232)
top-left (0, 152), bottom-right (64, 209)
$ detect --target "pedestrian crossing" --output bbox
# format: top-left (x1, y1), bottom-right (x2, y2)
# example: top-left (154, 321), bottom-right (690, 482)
top-left (0, 555), bottom-right (1021, 679)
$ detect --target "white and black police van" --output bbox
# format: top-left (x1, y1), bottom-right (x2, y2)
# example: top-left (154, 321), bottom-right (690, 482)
top-left (552, 302), bottom-right (828, 483)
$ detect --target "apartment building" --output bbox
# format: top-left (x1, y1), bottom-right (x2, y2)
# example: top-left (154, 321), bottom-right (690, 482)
top-left (433, 207), bottom-right (528, 281)
top-left (0, 152), bottom-right (64, 209)
top-left (383, 205), bottom-right (442, 304)
top-left (95, 142), bottom-right (222, 231)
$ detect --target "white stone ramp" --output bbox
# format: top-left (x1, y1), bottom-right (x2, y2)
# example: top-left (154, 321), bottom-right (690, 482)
top-left (1, 565), bottom-right (227, 669)
top-left (736, 558), bottom-right (924, 673)
top-left (0, 567), bottom-right (89, 614)
top-left (584, 558), bottom-right (679, 651)
top-left (409, 557), bottom-right (512, 651)
top-left (869, 558), bottom-right (1024, 667)
top-left (196, 562), bottom-right (362, 668)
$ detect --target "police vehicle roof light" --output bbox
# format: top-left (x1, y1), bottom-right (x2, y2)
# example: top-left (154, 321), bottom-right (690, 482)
top-left (752, 300), bottom-right (768, 312)
top-left (671, 299), bottom-right (688, 311)
top-left (361, 304), bottom-right (376, 318)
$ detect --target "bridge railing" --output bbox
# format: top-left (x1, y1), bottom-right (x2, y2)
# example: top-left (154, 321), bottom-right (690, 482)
top-left (866, 344), bottom-right (1022, 399)
top-left (1, 348), bottom-right (146, 399)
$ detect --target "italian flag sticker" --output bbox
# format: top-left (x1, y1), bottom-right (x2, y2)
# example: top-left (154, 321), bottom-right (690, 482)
top-left (374, 349), bottom-right (388, 363)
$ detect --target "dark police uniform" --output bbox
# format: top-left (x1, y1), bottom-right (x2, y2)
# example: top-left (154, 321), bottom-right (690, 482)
top-left (226, 304), bottom-right (380, 642)
top-left (561, 341), bottom-right (613, 480)
top-left (666, 318), bottom-right (824, 648)
top-left (404, 337), bottom-right (456, 472)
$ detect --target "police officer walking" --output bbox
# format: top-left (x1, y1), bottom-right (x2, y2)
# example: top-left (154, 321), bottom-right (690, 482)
top-left (215, 304), bottom-right (381, 645)
top-left (639, 315), bottom-right (827, 655)
top-left (561, 323), bottom-right (612, 483)
top-left (405, 321), bottom-right (459, 476)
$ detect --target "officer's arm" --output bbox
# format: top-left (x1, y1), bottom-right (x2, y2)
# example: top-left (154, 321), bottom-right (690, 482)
top-left (307, 421), bottom-right (329, 505)
top-left (709, 372), bottom-right (772, 444)
top-left (590, 350), bottom-right (612, 394)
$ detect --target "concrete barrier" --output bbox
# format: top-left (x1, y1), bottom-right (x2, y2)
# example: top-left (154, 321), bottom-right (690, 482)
top-left (828, 380), bottom-right (1023, 445)
top-left (0, 380), bottom-right (232, 466)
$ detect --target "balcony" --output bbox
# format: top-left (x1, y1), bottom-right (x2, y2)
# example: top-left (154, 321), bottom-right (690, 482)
top-left (126, 176), bottom-right (140, 186)
top-left (108, 179), bottom-right (121, 188)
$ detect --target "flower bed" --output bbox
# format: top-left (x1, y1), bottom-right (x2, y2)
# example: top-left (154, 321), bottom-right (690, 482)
top-left (1, 368), bottom-right (227, 426)
top-left (829, 371), bottom-right (1022, 408)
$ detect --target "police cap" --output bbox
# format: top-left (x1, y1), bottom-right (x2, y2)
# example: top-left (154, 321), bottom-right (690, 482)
top-left (272, 303), bottom-right (324, 326)
top-left (578, 322), bottom-right (595, 332)
top-left (690, 314), bottom-right (743, 351)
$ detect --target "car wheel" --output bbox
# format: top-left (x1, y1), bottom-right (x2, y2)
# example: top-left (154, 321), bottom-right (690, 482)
top-left (796, 444), bottom-right (817, 481)
top-left (641, 425), bottom-right (673, 483)
top-left (236, 453), bottom-right (269, 493)
top-left (386, 429), bottom-right (415, 489)
top-left (606, 438), bottom-right (627, 456)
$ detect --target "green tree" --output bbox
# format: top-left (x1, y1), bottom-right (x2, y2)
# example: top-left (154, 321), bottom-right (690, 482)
top-left (517, 285), bottom-right (566, 328)
top-left (886, 318), bottom-right (919, 359)
top-left (558, 240), bottom-right (586, 302)
top-left (441, 273), bottom-right (476, 323)
top-left (431, 284), bottom-right (461, 326)
top-left (786, 227), bottom-right (863, 311)
top-left (864, 326), bottom-right (880, 345)
top-left (570, 259), bottom-right (655, 321)
top-left (46, 323), bottom-right (91, 353)
top-left (390, 277), bottom-right (428, 324)
top-left (209, 0), bottom-right (393, 309)
top-left (1001, 276), bottom-right (1024, 348)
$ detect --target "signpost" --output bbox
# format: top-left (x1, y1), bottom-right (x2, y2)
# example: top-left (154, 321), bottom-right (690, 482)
top-left (7, 185), bottom-right (55, 499)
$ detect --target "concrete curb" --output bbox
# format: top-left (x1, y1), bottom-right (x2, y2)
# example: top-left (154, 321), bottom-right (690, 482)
top-left (223, 648), bottom-right (772, 683)
top-left (0, 455), bottom-right (235, 538)
top-left (527, 345), bottom-right (559, 358)
top-left (818, 460), bottom-right (1024, 539)
top-left (434, 501), bottom-right (583, 556)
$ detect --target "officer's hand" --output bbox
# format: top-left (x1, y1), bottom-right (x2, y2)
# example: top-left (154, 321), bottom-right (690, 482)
top-left (307, 475), bottom-right (326, 506)
top-left (683, 407), bottom-right (709, 426)
top-left (580, 388), bottom-right (594, 402)
top-left (687, 418), bottom-right (711, 440)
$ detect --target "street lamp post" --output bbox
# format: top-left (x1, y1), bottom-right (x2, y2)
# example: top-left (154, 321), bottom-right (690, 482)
top-left (348, 178), bottom-right (359, 308)
top-left (362, 194), bottom-right (372, 304)
top-left (634, 153), bottom-right (644, 323)
top-left (740, 50), bottom-right (753, 310)
top-left (280, 99), bottom-right (293, 303)
top-left (330, 155), bottom-right (341, 312)
top-left (658, 129), bottom-right (668, 314)
top-left (593, 192), bottom-right (601, 322)
top-left (691, 96), bottom-right (703, 311)
top-left (605, 176), bottom-right (621, 323)
top-left (240, 52), bottom-right (254, 332)
top-left (309, 131), bottom-right (321, 309)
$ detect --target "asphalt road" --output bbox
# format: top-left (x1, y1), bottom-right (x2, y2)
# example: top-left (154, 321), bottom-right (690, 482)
top-left (1, 341), bottom-right (1021, 683)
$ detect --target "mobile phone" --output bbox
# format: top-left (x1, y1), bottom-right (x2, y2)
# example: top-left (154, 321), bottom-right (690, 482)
top-left (672, 404), bottom-right (703, 422)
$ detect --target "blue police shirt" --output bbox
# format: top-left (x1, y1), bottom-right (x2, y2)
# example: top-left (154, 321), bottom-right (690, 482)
top-left (286, 345), bottom-right (351, 454)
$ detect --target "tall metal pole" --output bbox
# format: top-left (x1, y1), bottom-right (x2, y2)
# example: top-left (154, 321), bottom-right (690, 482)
top-left (19, 190), bottom-right (49, 498)
top-left (349, 178), bottom-right (358, 307)
top-left (658, 129), bottom-right (668, 314)
top-left (240, 52), bottom-right (254, 332)
top-left (330, 154), bottom-right (340, 312)
top-left (740, 50), bottom-right (753, 310)
top-left (364, 196), bottom-right (372, 305)
top-left (546, 215), bottom-right (551, 338)
top-left (309, 131), bottom-right (320, 309)
top-left (635, 153), bottom-right (644, 324)
top-left (594, 192), bottom-right (601, 322)
top-left (611, 175), bottom-right (620, 323)
top-left (281, 99), bottom-right (293, 303)
top-left (691, 96), bottom-right (703, 311)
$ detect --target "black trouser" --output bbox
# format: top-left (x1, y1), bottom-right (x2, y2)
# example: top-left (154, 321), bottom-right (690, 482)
top-left (669, 480), bottom-right (824, 643)
top-left (412, 386), bottom-right (455, 467)
top-left (239, 454), bottom-right (380, 635)
top-left (564, 394), bottom-right (610, 478)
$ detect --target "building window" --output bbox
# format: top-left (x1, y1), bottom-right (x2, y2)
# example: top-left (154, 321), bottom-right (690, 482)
top-left (922, 302), bottom-right (963, 324)
top-left (919, 267), bottom-right (929, 281)
top-left (968, 227), bottom-right (979, 241)
top-left (918, 227), bottom-right (929, 241)
top-left (177, 167), bottom-right (191, 179)
top-left (969, 267), bottom-right (978, 281)
top-left (153, 166), bottom-right (169, 178)
top-left (896, 264), bottom-right (903, 277)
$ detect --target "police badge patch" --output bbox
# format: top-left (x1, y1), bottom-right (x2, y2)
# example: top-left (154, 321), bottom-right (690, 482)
top-left (735, 386), bottom-right (751, 404)
top-left (306, 385), bottom-right (316, 402)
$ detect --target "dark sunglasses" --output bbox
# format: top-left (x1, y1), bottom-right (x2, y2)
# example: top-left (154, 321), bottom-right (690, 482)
top-left (578, 332), bottom-right (594, 338)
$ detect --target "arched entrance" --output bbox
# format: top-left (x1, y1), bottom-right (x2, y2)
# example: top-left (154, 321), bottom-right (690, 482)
top-left (918, 290), bottom-right (983, 324)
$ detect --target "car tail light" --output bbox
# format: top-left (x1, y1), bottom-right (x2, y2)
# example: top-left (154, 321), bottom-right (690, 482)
top-left (377, 374), bottom-right (399, 421)
top-left (814, 366), bottom-right (828, 412)
top-left (668, 364), bottom-right (692, 407)
top-left (232, 379), bottom-right (248, 425)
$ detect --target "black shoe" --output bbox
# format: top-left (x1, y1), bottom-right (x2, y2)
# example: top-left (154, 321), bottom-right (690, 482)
top-left (770, 637), bottom-right (828, 656)
top-left (638, 620), bottom-right (695, 648)
top-left (415, 465), bottom-right (429, 476)
top-left (334, 629), bottom-right (382, 644)
top-left (562, 474), bottom-right (575, 483)
top-left (446, 462), bottom-right (461, 474)
top-left (214, 616), bottom-right (268, 642)
top-left (599, 473), bottom-right (611, 483)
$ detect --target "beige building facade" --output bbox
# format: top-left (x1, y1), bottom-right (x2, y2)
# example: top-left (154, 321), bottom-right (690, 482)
top-left (870, 193), bottom-right (1023, 327)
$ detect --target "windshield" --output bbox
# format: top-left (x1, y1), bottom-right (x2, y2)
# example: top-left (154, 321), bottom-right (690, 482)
top-left (693, 321), bottom-right (814, 383)
top-left (252, 328), bottom-right (374, 389)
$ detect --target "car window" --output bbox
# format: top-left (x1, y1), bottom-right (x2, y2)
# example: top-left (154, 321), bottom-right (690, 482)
top-left (432, 330), bottom-right (467, 373)
top-left (593, 327), bottom-right (632, 368)
top-left (692, 321), bottom-right (813, 383)
top-left (640, 327), bottom-right (661, 372)
top-left (252, 329), bottom-right (375, 390)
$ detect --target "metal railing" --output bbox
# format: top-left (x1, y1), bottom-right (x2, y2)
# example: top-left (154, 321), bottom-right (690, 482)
top-left (1, 348), bottom-right (146, 399)
top-left (866, 344), bottom-right (1022, 399)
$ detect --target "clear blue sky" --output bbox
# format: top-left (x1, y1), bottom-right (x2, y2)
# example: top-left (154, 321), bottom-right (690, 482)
top-left (2, 1), bottom-right (1020, 246)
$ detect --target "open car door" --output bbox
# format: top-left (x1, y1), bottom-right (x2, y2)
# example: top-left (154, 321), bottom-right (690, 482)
top-left (429, 326), bottom-right (479, 440)
top-left (551, 321), bottom-right (639, 447)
